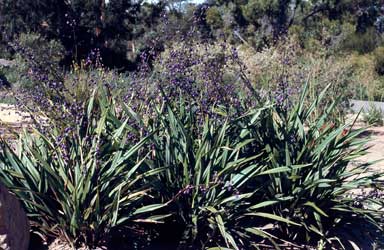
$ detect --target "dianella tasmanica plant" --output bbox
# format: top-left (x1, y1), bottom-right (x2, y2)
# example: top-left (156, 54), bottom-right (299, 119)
top-left (0, 88), bottom-right (166, 248)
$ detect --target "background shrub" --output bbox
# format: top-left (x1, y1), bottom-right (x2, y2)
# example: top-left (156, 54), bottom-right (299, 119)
top-left (363, 104), bottom-right (384, 126)
top-left (374, 46), bottom-right (384, 75)
top-left (238, 39), bottom-right (354, 120)
top-left (342, 28), bottom-right (382, 54)
top-left (5, 32), bottom-right (65, 91)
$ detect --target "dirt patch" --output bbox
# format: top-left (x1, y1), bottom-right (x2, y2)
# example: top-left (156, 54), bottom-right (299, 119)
top-left (357, 126), bottom-right (384, 174)
top-left (0, 104), bottom-right (31, 123)
top-left (346, 114), bottom-right (384, 175)
top-left (0, 104), bottom-right (33, 140)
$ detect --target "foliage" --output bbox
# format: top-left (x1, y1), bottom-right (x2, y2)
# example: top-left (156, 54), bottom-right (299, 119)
top-left (7, 32), bottom-right (64, 90)
top-left (237, 83), bottom-right (384, 248)
top-left (122, 39), bottom-right (259, 125)
top-left (206, 6), bottom-right (224, 30)
top-left (0, 76), bottom-right (383, 249)
top-left (0, 65), bottom-right (12, 88)
top-left (373, 46), bottom-right (384, 75)
top-left (363, 103), bottom-right (384, 126)
top-left (137, 82), bottom-right (384, 249)
top-left (289, 20), bottom-right (355, 53)
top-left (0, 0), bottom-right (166, 68)
top-left (1, 2), bottom-right (384, 248)
top-left (2, 0), bottom-right (384, 70)
top-left (4, 46), bottom-right (132, 131)
top-left (17, 32), bottom-right (65, 66)
top-left (206, 0), bottom-right (384, 50)
top-left (0, 89), bottom-right (164, 248)
top-left (63, 59), bottom-right (126, 104)
top-left (346, 51), bottom-right (384, 101)
top-left (238, 39), bottom-right (354, 120)
top-left (342, 28), bottom-right (383, 54)
top-left (143, 98), bottom-right (303, 249)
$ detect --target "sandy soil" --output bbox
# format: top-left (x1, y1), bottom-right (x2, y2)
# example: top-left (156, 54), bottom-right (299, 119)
top-left (0, 104), bottom-right (31, 123)
top-left (0, 104), bottom-right (32, 139)
top-left (357, 126), bottom-right (384, 174)
top-left (345, 113), bottom-right (384, 175)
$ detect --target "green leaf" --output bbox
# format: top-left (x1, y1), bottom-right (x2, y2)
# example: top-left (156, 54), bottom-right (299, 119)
top-left (249, 200), bottom-right (279, 210)
top-left (245, 212), bottom-right (300, 226)
top-left (304, 202), bottom-right (328, 217)
top-left (133, 204), bottom-right (166, 215)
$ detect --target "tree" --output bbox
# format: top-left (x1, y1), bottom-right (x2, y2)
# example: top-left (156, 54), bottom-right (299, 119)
top-left (0, 0), bottom-right (168, 69)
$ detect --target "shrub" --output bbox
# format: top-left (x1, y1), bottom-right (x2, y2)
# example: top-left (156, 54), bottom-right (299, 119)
top-left (144, 99), bottom-right (301, 249)
top-left (289, 20), bottom-right (354, 53)
top-left (9, 32), bottom-right (65, 90)
top-left (0, 66), bottom-right (11, 88)
top-left (206, 7), bottom-right (224, 30)
top-left (0, 70), bottom-right (383, 249)
top-left (63, 59), bottom-right (126, 104)
top-left (363, 103), bottom-right (384, 126)
top-left (344, 52), bottom-right (384, 101)
top-left (129, 40), bottom-right (258, 124)
top-left (0, 89), bottom-right (164, 248)
top-left (17, 32), bottom-right (64, 65)
top-left (238, 39), bottom-right (354, 120)
top-left (342, 28), bottom-right (382, 54)
top-left (1, 28), bottom-right (383, 249)
top-left (374, 46), bottom-right (384, 76)
top-left (143, 83), bottom-right (384, 249)
top-left (5, 46), bottom-right (132, 131)
top-left (234, 83), bottom-right (384, 248)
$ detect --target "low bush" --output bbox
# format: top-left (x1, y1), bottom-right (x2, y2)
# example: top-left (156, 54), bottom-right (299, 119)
top-left (346, 52), bottom-right (384, 101)
top-left (143, 83), bottom-right (384, 249)
top-left (239, 40), bottom-right (354, 119)
top-left (0, 82), bottom-right (383, 249)
top-left (236, 84), bottom-right (384, 248)
top-left (145, 99), bottom-right (290, 249)
top-left (342, 28), bottom-right (382, 54)
top-left (363, 104), bottom-right (384, 126)
top-left (0, 89), bottom-right (165, 248)
top-left (374, 46), bottom-right (384, 76)
top-left (8, 32), bottom-right (65, 90)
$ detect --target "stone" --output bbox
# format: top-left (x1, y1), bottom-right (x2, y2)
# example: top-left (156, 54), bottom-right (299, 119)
top-left (0, 182), bottom-right (30, 250)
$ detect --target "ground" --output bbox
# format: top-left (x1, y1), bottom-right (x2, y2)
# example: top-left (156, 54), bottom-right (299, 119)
top-left (344, 113), bottom-right (384, 177)
top-left (358, 126), bottom-right (384, 175)
top-left (0, 103), bottom-right (32, 140)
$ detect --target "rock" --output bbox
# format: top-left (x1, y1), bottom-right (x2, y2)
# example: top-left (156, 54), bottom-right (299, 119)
top-left (0, 182), bottom-right (30, 250)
